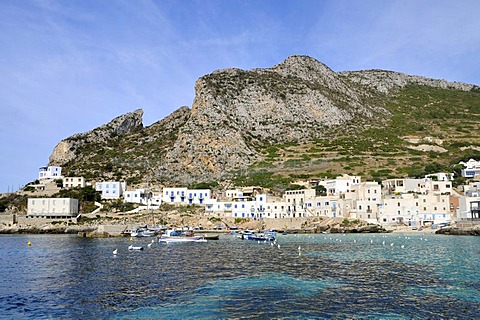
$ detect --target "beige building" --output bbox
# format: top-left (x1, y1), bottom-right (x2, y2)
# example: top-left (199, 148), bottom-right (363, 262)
top-left (63, 177), bottom-right (86, 189)
top-left (27, 198), bottom-right (79, 218)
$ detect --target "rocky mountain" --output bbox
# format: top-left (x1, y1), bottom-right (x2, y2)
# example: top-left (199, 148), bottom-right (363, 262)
top-left (49, 55), bottom-right (480, 189)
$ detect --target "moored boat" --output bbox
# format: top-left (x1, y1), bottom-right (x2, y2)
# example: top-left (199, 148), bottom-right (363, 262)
top-left (159, 237), bottom-right (207, 243)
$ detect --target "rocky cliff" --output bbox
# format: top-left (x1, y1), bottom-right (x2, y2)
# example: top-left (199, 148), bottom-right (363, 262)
top-left (48, 55), bottom-right (480, 188)
top-left (162, 55), bottom-right (390, 183)
top-left (49, 109), bottom-right (144, 165)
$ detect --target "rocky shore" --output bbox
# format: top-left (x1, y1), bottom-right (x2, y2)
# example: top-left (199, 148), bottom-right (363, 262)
top-left (435, 226), bottom-right (480, 236)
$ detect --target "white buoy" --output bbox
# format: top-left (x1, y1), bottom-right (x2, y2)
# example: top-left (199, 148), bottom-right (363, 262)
top-left (390, 243), bottom-right (394, 247)
top-left (401, 245), bottom-right (405, 248)
top-left (113, 249), bottom-right (118, 255)
top-left (382, 241), bottom-right (385, 245)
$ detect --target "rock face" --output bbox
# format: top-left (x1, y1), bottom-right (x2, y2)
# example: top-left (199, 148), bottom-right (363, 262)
top-left (340, 69), bottom-right (476, 94)
top-left (162, 55), bottom-right (389, 183)
top-left (49, 109), bottom-right (144, 165)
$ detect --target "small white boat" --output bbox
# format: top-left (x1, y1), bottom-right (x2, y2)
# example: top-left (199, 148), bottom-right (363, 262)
top-left (128, 245), bottom-right (144, 250)
top-left (159, 237), bottom-right (207, 244)
top-left (130, 227), bottom-right (157, 237)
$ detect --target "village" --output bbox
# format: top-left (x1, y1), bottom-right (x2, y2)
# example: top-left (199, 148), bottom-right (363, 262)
top-left (1, 158), bottom-right (479, 234)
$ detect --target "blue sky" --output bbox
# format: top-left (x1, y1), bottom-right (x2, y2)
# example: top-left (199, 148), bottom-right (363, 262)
top-left (1, 0), bottom-right (479, 192)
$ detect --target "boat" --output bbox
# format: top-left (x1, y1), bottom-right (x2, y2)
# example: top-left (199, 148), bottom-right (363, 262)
top-left (159, 237), bottom-right (207, 243)
top-left (158, 229), bottom-right (208, 243)
top-left (128, 245), bottom-right (144, 250)
top-left (202, 234), bottom-right (219, 240)
top-left (240, 230), bottom-right (276, 241)
top-left (130, 226), bottom-right (157, 237)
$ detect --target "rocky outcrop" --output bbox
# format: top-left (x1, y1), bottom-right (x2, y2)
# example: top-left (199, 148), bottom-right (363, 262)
top-left (49, 109), bottom-right (144, 166)
top-left (162, 55), bottom-right (389, 183)
top-left (340, 69), bottom-right (476, 94)
top-left (435, 226), bottom-right (480, 236)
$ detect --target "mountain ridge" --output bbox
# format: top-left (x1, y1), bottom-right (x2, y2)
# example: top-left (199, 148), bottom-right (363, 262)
top-left (48, 55), bottom-right (480, 189)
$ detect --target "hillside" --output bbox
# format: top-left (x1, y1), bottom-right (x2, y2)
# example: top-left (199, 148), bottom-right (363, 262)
top-left (49, 55), bottom-right (480, 190)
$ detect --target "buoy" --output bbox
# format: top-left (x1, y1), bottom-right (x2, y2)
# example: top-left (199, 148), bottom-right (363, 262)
top-left (27, 241), bottom-right (31, 246)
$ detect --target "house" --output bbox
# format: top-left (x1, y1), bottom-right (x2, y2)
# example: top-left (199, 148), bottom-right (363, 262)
top-left (425, 172), bottom-right (454, 182)
top-left (162, 187), bottom-right (211, 205)
top-left (63, 177), bottom-right (86, 189)
top-left (283, 189), bottom-right (316, 218)
top-left (378, 193), bottom-right (451, 226)
top-left (457, 187), bottom-right (480, 221)
top-left (459, 159), bottom-right (480, 178)
top-left (124, 188), bottom-right (162, 206)
top-left (95, 181), bottom-right (126, 200)
top-left (318, 174), bottom-right (362, 195)
top-left (38, 166), bottom-right (62, 180)
top-left (348, 181), bottom-right (382, 223)
top-left (27, 198), bottom-right (78, 218)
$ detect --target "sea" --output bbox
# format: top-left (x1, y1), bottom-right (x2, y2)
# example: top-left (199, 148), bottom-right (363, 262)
top-left (0, 233), bottom-right (479, 319)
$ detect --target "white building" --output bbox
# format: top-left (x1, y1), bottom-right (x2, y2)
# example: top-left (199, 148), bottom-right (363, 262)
top-left (382, 178), bottom-right (423, 194)
top-left (38, 166), bottom-right (62, 180)
top-left (459, 159), bottom-right (480, 178)
top-left (95, 181), bottom-right (126, 200)
top-left (304, 194), bottom-right (345, 218)
top-left (382, 178), bottom-right (452, 195)
top-left (124, 189), bottom-right (162, 206)
top-left (205, 194), bottom-right (285, 219)
top-left (162, 187), bottom-right (211, 205)
top-left (348, 181), bottom-right (382, 222)
top-left (284, 189), bottom-right (316, 218)
top-left (425, 172), bottom-right (454, 182)
top-left (457, 188), bottom-right (480, 221)
top-left (63, 177), bottom-right (86, 189)
top-left (318, 174), bottom-right (362, 195)
top-left (27, 198), bottom-right (78, 218)
top-left (378, 193), bottom-right (451, 226)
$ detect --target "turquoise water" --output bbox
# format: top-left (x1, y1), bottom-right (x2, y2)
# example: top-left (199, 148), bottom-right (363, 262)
top-left (0, 233), bottom-right (478, 319)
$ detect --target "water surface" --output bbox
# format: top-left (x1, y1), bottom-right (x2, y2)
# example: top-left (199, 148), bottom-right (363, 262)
top-left (1, 233), bottom-right (478, 319)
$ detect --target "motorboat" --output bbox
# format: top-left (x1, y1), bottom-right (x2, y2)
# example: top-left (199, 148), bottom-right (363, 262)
top-left (128, 245), bottom-right (144, 250)
top-left (239, 230), bottom-right (276, 241)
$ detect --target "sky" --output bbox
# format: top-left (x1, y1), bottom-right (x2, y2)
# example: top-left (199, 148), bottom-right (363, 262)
top-left (1, 0), bottom-right (479, 193)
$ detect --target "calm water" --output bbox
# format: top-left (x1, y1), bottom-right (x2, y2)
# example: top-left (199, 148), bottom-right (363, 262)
top-left (0, 233), bottom-right (479, 319)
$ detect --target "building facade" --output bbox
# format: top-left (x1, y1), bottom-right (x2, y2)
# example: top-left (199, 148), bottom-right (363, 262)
top-left (63, 177), bottom-right (86, 189)
top-left (38, 166), bottom-right (62, 180)
top-left (459, 159), bottom-right (480, 178)
top-left (27, 198), bottom-right (79, 218)
top-left (95, 181), bottom-right (126, 200)
top-left (162, 187), bottom-right (211, 205)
